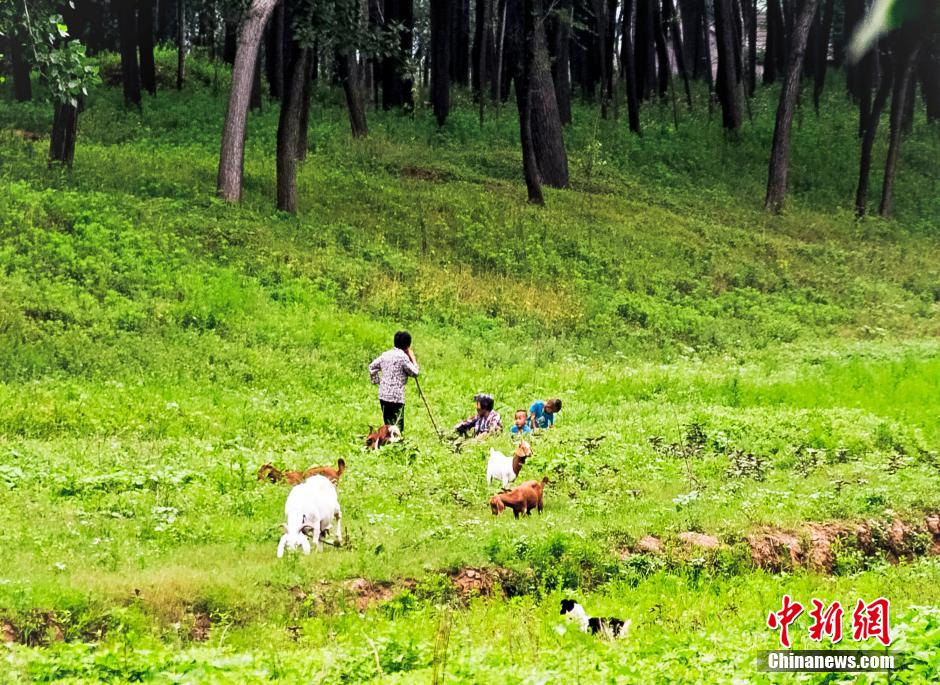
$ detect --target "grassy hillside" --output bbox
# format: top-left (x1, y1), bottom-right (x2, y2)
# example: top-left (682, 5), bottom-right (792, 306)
top-left (0, 54), bottom-right (939, 682)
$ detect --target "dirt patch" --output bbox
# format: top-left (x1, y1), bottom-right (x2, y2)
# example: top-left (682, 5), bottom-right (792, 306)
top-left (747, 528), bottom-right (802, 572)
top-left (12, 129), bottom-right (43, 142)
top-left (637, 535), bottom-right (664, 554)
top-left (342, 577), bottom-right (407, 611)
top-left (451, 567), bottom-right (496, 597)
top-left (678, 532), bottom-right (721, 550)
top-left (189, 612), bottom-right (211, 642)
top-left (400, 165), bottom-right (449, 182)
top-left (2, 621), bottom-right (15, 643)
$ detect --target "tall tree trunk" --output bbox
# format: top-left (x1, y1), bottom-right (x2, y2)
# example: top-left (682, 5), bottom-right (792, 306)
top-left (10, 30), bottom-right (32, 102)
top-left (514, 0), bottom-right (545, 203)
top-left (652, 0), bottom-right (671, 98)
top-left (451, 0), bottom-right (471, 86)
top-left (430, 0), bottom-right (452, 126)
top-left (855, 49), bottom-right (893, 216)
top-left (713, 0), bottom-right (741, 130)
top-left (493, 0), bottom-right (509, 101)
top-left (117, 1), bottom-right (143, 108)
top-left (472, 0), bottom-right (492, 99)
top-left (138, 0), bottom-right (157, 96)
top-left (842, 0), bottom-right (865, 97)
top-left (622, 0), bottom-right (642, 132)
top-left (664, 0), bottom-right (693, 109)
top-left (700, 0), bottom-right (714, 91)
top-left (593, 0), bottom-right (612, 116)
top-left (217, 0), bottom-right (278, 203)
top-left (265, 1), bottom-right (286, 100)
top-left (177, 0), bottom-right (186, 90)
top-left (811, 0), bottom-right (835, 112)
top-left (382, 0), bottom-right (415, 109)
top-left (549, 0), bottom-right (573, 124)
top-left (530, 0), bottom-right (570, 187)
top-left (157, 0), bottom-right (174, 42)
top-left (920, 37), bottom-right (940, 122)
top-left (879, 41), bottom-right (920, 217)
top-left (678, 0), bottom-right (708, 78)
top-left (336, 51), bottom-right (368, 138)
top-left (635, 0), bottom-right (656, 100)
top-left (764, 0), bottom-right (819, 211)
top-left (250, 57), bottom-right (263, 110)
top-left (764, 0), bottom-right (786, 84)
top-left (49, 101), bottom-right (79, 166)
top-left (277, 47), bottom-right (312, 213)
top-left (745, 0), bottom-right (756, 95)
top-left (477, 0), bottom-right (491, 124)
top-left (224, 16), bottom-right (239, 64)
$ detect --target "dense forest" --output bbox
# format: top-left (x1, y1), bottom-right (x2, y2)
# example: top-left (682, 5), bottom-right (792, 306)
top-left (3, 0), bottom-right (938, 213)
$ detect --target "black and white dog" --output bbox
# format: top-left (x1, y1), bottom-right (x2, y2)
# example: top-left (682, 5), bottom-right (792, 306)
top-left (560, 599), bottom-right (630, 638)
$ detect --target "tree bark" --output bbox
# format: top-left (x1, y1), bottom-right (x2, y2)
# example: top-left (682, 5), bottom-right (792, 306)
top-left (652, 0), bottom-right (671, 98)
top-left (49, 102), bottom-right (79, 166)
top-left (700, 0), bottom-right (714, 91)
top-left (879, 42), bottom-right (920, 217)
top-left (477, 0), bottom-right (492, 124)
top-left (116, 1), bottom-right (143, 108)
top-left (920, 37), bottom-right (940, 122)
top-left (622, 0), bottom-right (642, 132)
top-left (297, 55), bottom-right (314, 160)
top-left (277, 47), bottom-right (311, 213)
top-left (382, 0), bottom-right (415, 109)
top-left (714, 0), bottom-right (741, 130)
top-left (763, 0), bottom-right (786, 84)
top-left (764, 0), bottom-right (819, 211)
top-left (678, 0), bottom-right (708, 79)
top-left (266, 1), bottom-right (286, 99)
top-left (336, 51), bottom-right (368, 138)
top-left (529, 0), bottom-right (570, 187)
top-left (217, 0), bottom-right (278, 203)
top-left (430, 0), bottom-right (452, 126)
top-left (746, 0), bottom-right (756, 95)
top-left (842, 0), bottom-right (865, 96)
top-left (451, 0), bottom-right (471, 86)
top-left (138, 0), bottom-right (157, 95)
top-left (663, 0), bottom-right (693, 109)
top-left (10, 30), bottom-right (32, 101)
top-left (593, 0), bottom-right (612, 116)
top-left (811, 0), bottom-right (835, 112)
top-left (855, 49), bottom-right (893, 216)
top-left (177, 0), bottom-right (186, 90)
top-left (635, 0), bottom-right (656, 100)
top-left (250, 56), bottom-right (263, 110)
top-left (514, 0), bottom-right (544, 204)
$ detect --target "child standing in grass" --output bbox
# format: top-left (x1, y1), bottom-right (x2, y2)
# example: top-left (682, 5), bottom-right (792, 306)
top-left (529, 398), bottom-right (562, 430)
top-left (368, 331), bottom-right (419, 432)
top-left (510, 409), bottom-right (531, 436)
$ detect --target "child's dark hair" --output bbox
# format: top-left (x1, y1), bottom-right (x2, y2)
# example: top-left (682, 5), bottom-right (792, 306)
top-left (394, 331), bottom-right (412, 350)
top-left (549, 398), bottom-right (563, 411)
top-left (515, 408), bottom-right (527, 417)
top-left (475, 393), bottom-right (495, 411)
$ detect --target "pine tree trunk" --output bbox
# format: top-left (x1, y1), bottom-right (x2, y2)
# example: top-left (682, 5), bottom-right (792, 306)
top-left (177, 0), bottom-right (186, 90)
top-left (117, 1), bottom-right (143, 108)
top-left (652, 0), bottom-right (671, 98)
top-left (855, 49), bottom-right (892, 216)
top-left (217, 0), bottom-right (278, 203)
top-left (549, 0), bottom-right (573, 124)
top-left (763, 0), bottom-right (785, 84)
top-left (678, 0), bottom-right (707, 79)
top-left (529, 0), bottom-right (570, 187)
top-left (430, 0), bottom-right (452, 126)
top-left (622, 0), bottom-right (642, 132)
top-left (9, 31), bottom-right (32, 102)
top-left (49, 101), bottom-right (79, 166)
top-left (250, 57), bottom-right (263, 110)
top-left (764, 0), bottom-right (819, 211)
top-left (451, 0), bottom-right (471, 86)
top-left (635, 0), bottom-right (657, 100)
top-left (593, 0), bottom-right (611, 116)
top-left (277, 47), bottom-right (311, 213)
top-left (714, 0), bottom-right (741, 130)
top-left (335, 51), bottom-right (368, 138)
top-left (265, 1), bottom-right (285, 100)
top-left (811, 0), bottom-right (834, 111)
top-left (745, 0), bottom-right (756, 95)
top-left (700, 0), bottom-right (714, 91)
top-left (879, 42), bottom-right (920, 218)
top-left (663, 0), bottom-right (693, 109)
top-left (920, 38), bottom-right (940, 122)
top-left (138, 0), bottom-right (157, 95)
top-left (382, 0), bottom-right (415, 110)
top-left (478, 0), bottom-right (491, 124)
top-left (514, 0), bottom-right (544, 204)
top-left (298, 55), bottom-right (314, 159)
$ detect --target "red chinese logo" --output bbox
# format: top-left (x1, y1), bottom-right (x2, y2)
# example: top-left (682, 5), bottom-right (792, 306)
top-left (767, 594), bottom-right (804, 648)
top-left (851, 597), bottom-right (891, 646)
top-left (808, 599), bottom-right (844, 643)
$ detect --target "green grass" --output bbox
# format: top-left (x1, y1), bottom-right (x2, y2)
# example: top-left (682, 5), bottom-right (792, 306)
top-left (0, 51), bottom-right (939, 682)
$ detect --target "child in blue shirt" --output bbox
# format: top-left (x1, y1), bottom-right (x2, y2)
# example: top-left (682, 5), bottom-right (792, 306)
top-left (529, 398), bottom-right (562, 430)
top-left (510, 409), bottom-right (532, 436)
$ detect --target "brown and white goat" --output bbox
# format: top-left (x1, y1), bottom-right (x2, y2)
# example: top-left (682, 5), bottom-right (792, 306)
top-left (366, 424), bottom-right (402, 450)
top-left (485, 440), bottom-right (533, 489)
top-left (257, 458), bottom-right (346, 486)
top-left (489, 477), bottom-right (548, 518)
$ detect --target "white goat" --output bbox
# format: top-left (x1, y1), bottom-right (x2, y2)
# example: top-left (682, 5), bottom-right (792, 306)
top-left (276, 475), bottom-right (343, 557)
top-left (485, 441), bottom-right (532, 488)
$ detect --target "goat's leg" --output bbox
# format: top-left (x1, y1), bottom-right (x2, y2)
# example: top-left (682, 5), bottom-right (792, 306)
top-left (333, 509), bottom-right (343, 546)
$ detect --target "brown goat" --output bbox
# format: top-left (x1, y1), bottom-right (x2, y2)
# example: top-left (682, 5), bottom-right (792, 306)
top-left (489, 477), bottom-right (549, 518)
top-left (365, 424), bottom-right (402, 450)
top-left (256, 459), bottom-right (346, 486)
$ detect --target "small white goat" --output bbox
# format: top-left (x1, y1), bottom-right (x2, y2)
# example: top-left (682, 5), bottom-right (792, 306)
top-left (276, 475), bottom-right (343, 557)
top-left (486, 440), bottom-right (532, 489)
